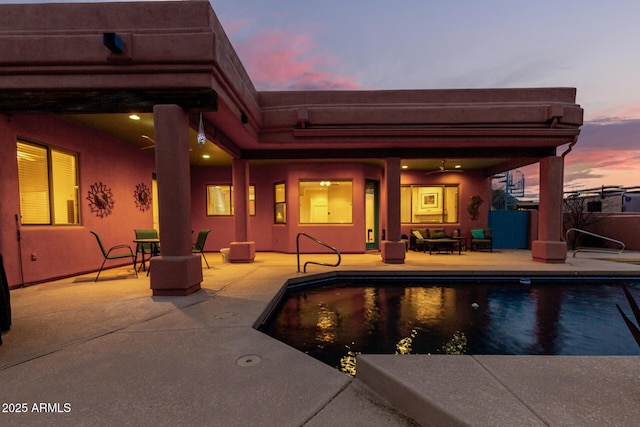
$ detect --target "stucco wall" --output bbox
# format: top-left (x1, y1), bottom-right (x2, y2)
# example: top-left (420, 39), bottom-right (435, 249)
top-left (0, 114), bottom-right (155, 287)
top-left (191, 162), bottom-right (382, 254)
top-left (189, 161), bottom-right (492, 254)
top-left (574, 213), bottom-right (640, 252)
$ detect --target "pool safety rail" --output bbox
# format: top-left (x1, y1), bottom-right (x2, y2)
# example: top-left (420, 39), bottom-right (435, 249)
top-left (566, 228), bottom-right (625, 257)
top-left (296, 232), bottom-right (341, 273)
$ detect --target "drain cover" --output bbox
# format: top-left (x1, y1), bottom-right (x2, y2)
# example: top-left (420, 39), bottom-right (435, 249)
top-left (212, 312), bottom-right (235, 319)
top-left (236, 354), bottom-right (262, 367)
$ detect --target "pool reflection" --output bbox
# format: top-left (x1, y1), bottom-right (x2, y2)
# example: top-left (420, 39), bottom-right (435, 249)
top-left (261, 280), bottom-right (640, 374)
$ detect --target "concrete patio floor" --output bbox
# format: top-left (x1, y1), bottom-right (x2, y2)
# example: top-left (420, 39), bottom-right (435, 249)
top-left (1, 249), bottom-right (640, 426)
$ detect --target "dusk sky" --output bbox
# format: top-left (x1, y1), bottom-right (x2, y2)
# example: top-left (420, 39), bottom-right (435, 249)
top-left (6, 0), bottom-right (640, 198)
top-left (210, 0), bottom-right (640, 198)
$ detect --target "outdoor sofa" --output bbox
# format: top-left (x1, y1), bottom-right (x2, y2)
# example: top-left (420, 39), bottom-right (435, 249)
top-left (410, 228), bottom-right (459, 254)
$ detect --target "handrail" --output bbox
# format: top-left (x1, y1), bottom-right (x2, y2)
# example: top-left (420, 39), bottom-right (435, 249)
top-left (296, 232), bottom-right (341, 273)
top-left (565, 228), bottom-right (625, 257)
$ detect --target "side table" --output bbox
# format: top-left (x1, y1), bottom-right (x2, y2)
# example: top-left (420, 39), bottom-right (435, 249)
top-left (452, 236), bottom-right (467, 252)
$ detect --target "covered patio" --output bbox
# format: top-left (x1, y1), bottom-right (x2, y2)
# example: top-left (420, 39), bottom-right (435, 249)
top-left (0, 1), bottom-right (583, 296)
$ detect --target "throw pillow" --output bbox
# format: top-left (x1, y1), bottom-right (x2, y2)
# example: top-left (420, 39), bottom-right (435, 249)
top-left (471, 229), bottom-right (485, 239)
top-left (429, 228), bottom-right (447, 239)
top-left (412, 230), bottom-right (424, 240)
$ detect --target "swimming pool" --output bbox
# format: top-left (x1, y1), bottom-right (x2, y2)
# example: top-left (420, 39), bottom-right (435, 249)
top-left (259, 276), bottom-right (640, 374)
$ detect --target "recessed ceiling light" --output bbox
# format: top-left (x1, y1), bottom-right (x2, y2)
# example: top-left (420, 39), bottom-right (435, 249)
top-left (402, 165), bottom-right (408, 169)
top-left (202, 154), bottom-right (210, 159)
top-left (454, 164), bottom-right (462, 169)
top-left (129, 114), bottom-right (141, 120)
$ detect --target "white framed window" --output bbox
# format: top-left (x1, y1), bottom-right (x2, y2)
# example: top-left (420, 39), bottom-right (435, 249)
top-left (206, 184), bottom-right (255, 216)
top-left (17, 140), bottom-right (79, 225)
top-left (401, 185), bottom-right (459, 224)
top-left (299, 180), bottom-right (353, 224)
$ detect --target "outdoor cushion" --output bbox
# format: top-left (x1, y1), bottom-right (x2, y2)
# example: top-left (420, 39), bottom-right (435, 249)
top-left (483, 228), bottom-right (492, 238)
top-left (471, 229), bottom-right (485, 239)
top-left (412, 230), bottom-right (424, 240)
top-left (428, 228), bottom-right (447, 239)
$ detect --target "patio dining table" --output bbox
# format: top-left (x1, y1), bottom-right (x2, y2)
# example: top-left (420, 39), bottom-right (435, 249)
top-left (133, 238), bottom-right (160, 273)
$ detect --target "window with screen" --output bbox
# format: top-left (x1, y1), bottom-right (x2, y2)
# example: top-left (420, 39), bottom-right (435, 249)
top-left (299, 180), bottom-right (353, 224)
top-left (400, 185), bottom-right (459, 224)
top-left (17, 140), bottom-right (79, 225)
top-left (206, 184), bottom-right (255, 216)
top-left (274, 182), bottom-right (286, 224)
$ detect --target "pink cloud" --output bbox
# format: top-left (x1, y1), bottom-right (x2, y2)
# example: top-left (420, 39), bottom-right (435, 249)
top-left (513, 121), bottom-right (640, 197)
top-left (234, 30), bottom-right (361, 91)
top-left (218, 17), bottom-right (251, 38)
top-left (590, 105), bottom-right (640, 123)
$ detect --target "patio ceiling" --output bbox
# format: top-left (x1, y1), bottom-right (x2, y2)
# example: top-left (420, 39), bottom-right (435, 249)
top-left (59, 112), bottom-right (513, 173)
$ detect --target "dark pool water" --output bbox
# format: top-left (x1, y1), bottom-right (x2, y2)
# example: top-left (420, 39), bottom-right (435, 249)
top-left (260, 278), bottom-right (640, 372)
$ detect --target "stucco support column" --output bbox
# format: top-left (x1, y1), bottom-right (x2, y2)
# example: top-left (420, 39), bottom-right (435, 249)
top-left (0, 116), bottom-right (21, 287)
top-left (150, 105), bottom-right (202, 295)
top-left (532, 156), bottom-right (567, 263)
top-left (229, 158), bottom-right (255, 263)
top-left (381, 157), bottom-right (405, 264)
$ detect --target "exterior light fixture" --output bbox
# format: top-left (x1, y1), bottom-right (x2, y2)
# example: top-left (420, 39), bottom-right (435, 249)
top-left (103, 32), bottom-right (123, 53)
top-left (197, 113), bottom-right (206, 147)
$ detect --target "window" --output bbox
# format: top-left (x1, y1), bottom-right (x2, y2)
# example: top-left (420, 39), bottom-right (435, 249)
top-left (401, 185), bottom-right (459, 224)
top-left (299, 180), bottom-right (352, 224)
top-left (274, 182), bottom-right (286, 224)
top-left (206, 184), bottom-right (255, 216)
top-left (17, 140), bottom-right (79, 225)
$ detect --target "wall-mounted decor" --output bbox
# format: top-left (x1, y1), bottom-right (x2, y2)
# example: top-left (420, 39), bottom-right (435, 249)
top-left (133, 182), bottom-right (152, 212)
top-left (468, 195), bottom-right (483, 220)
top-left (421, 192), bottom-right (439, 209)
top-left (87, 181), bottom-right (114, 218)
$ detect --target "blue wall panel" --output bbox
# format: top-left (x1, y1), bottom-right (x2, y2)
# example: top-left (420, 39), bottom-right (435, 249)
top-left (488, 210), bottom-right (530, 249)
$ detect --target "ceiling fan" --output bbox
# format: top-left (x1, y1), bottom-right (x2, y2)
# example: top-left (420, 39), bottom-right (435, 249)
top-left (140, 135), bottom-right (155, 149)
top-left (425, 160), bottom-right (464, 175)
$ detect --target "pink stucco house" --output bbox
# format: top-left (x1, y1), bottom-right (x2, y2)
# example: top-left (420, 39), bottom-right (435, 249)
top-left (0, 1), bottom-right (583, 295)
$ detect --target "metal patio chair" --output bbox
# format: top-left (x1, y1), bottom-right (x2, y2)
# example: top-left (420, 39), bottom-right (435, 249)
top-left (90, 231), bottom-right (138, 281)
top-left (192, 229), bottom-right (211, 269)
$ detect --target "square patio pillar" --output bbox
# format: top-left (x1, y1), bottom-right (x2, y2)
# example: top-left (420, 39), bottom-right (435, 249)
top-left (229, 159), bottom-right (255, 263)
top-left (381, 157), bottom-right (405, 264)
top-left (150, 104), bottom-right (202, 295)
top-left (532, 156), bottom-right (567, 263)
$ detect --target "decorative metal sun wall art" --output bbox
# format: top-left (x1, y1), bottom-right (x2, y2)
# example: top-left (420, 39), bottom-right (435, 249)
top-left (87, 181), bottom-right (115, 218)
top-left (133, 182), bottom-right (152, 212)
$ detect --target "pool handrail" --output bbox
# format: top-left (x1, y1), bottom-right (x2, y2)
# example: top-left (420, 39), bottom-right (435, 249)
top-left (565, 228), bottom-right (625, 257)
top-left (296, 232), bottom-right (341, 273)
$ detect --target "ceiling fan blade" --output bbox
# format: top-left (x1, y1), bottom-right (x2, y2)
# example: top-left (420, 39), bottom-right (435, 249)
top-left (140, 134), bottom-right (155, 149)
top-left (425, 160), bottom-right (464, 174)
